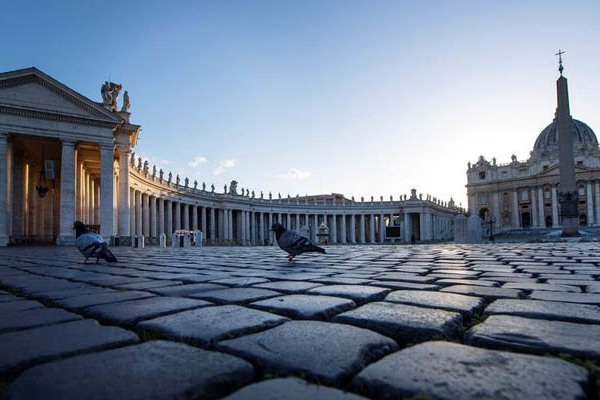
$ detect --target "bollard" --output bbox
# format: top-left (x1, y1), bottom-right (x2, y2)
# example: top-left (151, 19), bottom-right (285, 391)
top-left (131, 235), bottom-right (145, 248)
top-left (158, 233), bottom-right (167, 248)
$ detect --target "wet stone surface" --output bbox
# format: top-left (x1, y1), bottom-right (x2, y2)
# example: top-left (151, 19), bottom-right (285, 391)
top-left (0, 244), bottom-right (599, 399)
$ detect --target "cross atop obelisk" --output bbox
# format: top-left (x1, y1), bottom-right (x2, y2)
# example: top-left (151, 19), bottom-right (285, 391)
top-left (555, 49), bottom-right (565, 75)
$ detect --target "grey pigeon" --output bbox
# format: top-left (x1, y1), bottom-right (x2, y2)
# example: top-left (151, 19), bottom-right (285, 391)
top-left (74, 221), bottom-right (117, 263)
top-left (271, 223), bottom-right (325, 261)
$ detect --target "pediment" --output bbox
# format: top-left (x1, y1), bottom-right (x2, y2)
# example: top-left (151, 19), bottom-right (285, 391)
top-left (0, 68), bottom-right (122, 124)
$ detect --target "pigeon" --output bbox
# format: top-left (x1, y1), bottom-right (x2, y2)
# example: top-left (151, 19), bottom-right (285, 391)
top-left (74, 221), bottom-right (117, 263)
top-left (271, 223), bottom-right (326, 261)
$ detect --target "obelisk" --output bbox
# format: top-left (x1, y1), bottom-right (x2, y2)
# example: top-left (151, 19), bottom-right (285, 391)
top-left (555, 50), bottom-right (579, 236)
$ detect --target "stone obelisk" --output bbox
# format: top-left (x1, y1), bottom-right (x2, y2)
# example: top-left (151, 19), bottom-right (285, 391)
top-left (555, 51), bottom-right (579, 236)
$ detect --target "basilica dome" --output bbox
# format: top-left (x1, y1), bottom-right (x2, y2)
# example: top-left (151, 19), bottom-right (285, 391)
top-left (533, 118), bottom-right (598, 152)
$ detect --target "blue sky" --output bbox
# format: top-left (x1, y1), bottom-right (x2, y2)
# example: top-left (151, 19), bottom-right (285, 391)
top-left (2, 1), bottom-right (599, 206)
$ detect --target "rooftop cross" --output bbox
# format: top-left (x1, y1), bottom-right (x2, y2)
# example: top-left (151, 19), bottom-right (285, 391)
top-left (555, 49), bottom-right (565, 75)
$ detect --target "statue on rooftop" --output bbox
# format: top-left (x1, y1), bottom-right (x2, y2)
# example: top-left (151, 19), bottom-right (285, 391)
top-left (101, 81), bottom-right (122, 112)
top-left (269, 192), bottom-right (272, 200)
top-left (159, 169), bottom-right (164, 181)
top-left (176, 175), bottom-right (180, 186)
top-left (137, 157), bottom-right (142, 170)
top-left (143, 160), bottom-right (149, 173)
top-left (252, 190), bottom-right (255, 198)
top-left (130, 152), bottom-right (136, 165)
top-left (193, 180), bottom-right (197, 190)
top-left (184, 177), bottom-right (189, 188)
top-left (168, 172), bottom-right (172, 183)
top-left (211, 184), bottom-right (215, 192)
top-left (229, 180), bottom-right (238, 194)
top-left (511, 154), bottom-right (517, 162)
top-left (202, 182), bottom-right (206, 191)
top-left (152, 165), bottom-right (157, 177)
top-left (120, 90), bottom-right (130, 112)
top-left (260, 191), bottom-right (264, 199)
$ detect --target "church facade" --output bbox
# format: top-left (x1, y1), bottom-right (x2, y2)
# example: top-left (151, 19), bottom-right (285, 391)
top-left (466, 70), bottom-right (600, 232)
top-left (0, 67), bottom-right (459, 247)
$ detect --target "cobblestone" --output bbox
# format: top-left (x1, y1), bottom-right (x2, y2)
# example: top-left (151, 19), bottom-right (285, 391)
top-left (1, 244), bottom-right (599, 399)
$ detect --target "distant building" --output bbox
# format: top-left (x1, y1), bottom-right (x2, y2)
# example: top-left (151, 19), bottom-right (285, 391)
top-left (466, 69), bottom-right (600, 231)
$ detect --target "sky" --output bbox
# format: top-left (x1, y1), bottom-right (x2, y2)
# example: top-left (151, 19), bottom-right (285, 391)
top-left (1, 1), bottom-right (599, 207)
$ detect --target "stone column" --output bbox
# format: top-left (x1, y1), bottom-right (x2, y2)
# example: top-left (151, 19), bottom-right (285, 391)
top-left (209, 208), bottom-right (215, 241)
top-left (183, 203), bottom-right (190, 230)
top-left (586, 182), bottom-right (594, 226)
top-left (228, 209), bottom-right (233, 240)
top-left (150, 196), bottom-right (157, 238)
top-left (135, 191), bottom-right (142, 236)
top-left (331, 215), bottom-right (337, 244)
top-left (551, 186), bottom-right (559, 227)
top-left (404, 213), bottom-right (411, 242)
top-left (286, 213), bottom-right (291, 230)
top-left (11, 151), bottom-right (23, 236)
top-left (538, 187), bottom-right (545, 227)
top-left (247, 211), bottom-right (252, 243)
top-left (359, 214), bottom-right (366, 243)
top-left (129, 188), bottom-right (135, 236)
top-left (340, 215), bottom-right (347, 243)
top-left (295, 214), bottom-right (300, 232)
top-left (595, 182), bottom-right (600, 226)
top-left (349, 215), bottom-right (356, 243)
top-left (249, 211), bottom-right (255, 244)
top-left (57, 140), bottom-right (76, 245)
top-left (142, 194), bottom-right (149, 237)
top-left (240, 211), bottom-right (246, 244)
top-left (117, 148), bottom-right (130, 237)
top-left (530, 188), bottom-right (538, 228)
top-left (369, 215), bottom-right (375, 243)
top-left (379, 213), bottom-right (385, 243)
top-left (174, 202), bottom-right (181, 230)
top-left (157, 198), bottom-right (164, 235)
top-left (512, 190), bottom-right (520, 228)
top-left (88, 176), bottom-right (94, 225)
top-left (201, 207), bottom-right (206, 235)
top-left (312, 214), bottom-right (318, 242)
top-left (99, 145), bottom-right (114, 238)
top-left (268, 213), bottom-right (273, 244)
top-left (165, 200), bottom-right (173, 235)
top-left (0, 134), bottom-right (8, 246)
top-left (192, 205), bottom-right (198, 231)
top-left (258, 212), bottom-right (264, 243)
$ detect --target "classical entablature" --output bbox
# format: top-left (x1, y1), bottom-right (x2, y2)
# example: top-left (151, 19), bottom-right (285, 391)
top-left (0, 67), bottom-right (459, 246)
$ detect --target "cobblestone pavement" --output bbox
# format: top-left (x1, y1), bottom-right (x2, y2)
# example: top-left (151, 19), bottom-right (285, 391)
top-left (1, 244), bottom-right (599, 400)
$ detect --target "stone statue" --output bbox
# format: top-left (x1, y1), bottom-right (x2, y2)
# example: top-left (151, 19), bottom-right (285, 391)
top-left (269, 192), bottom-right (272, 200)
top-left (352, 196), bottom-right (355, 202)
top-left (260, 191), bottom-right (264, 199)
top-left (492, 157), bottom-right (496, 165)
top-left (120, 90), bottom-right (130, 112)
top-left (468, 161), bottom-right (471, 169)
top-left (278, 192), bottom-right (282, 200)
top-left (202, 182), bottom-right (206, 191)
top-left (152, 165), bottom-right (157, 177)
top-left (371, 196), bottom-right (374, 202)
top-left (184, 177), bottom-right (189, 188)
top-left (100, 81), bottom-right (122, 112)
top-left (143, 160), bottom-right (149, 173)
top-left (229, 180), bottom-right (238, 194)
top-left (168, 172), bottom-right (172, 183)
top-left (361, 196), bottom-right (364, 202)
top-left (224, 184), bottom-right (227, 193)
top-left (419, 193), bottom-right (423, 200)
top-left (176, 175), bottom-right (180, 186)
top-left (380, 195), bottom-right (383, 202)
top-left (137, 157), bottom-right (142, 170)
top-left (193, 180), bottom-right (197, 190)
top-left (159, 169), bottom-right (164, 181)
top-left (511, 154), bottom-right (517, 162)
top-left (390, 195), bottom-right (393, 201)
top-left (211, 184), bottom-right (215, 192)
top-left (130, 152), bottom-right (136, 165)
top-left (252, 190), bottom-right (255, 198)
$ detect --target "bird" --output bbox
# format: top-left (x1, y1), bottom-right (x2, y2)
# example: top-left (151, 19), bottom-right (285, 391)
top-left (271, 223), bottom-right (326, 261)
top-left (74, 221), bottom-right (117, 263)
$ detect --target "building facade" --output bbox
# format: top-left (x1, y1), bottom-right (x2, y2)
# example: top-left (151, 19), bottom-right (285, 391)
top-left (0, 68), bottom-right (459, 247)
top-left (466, 72), bottom-right (600, 232)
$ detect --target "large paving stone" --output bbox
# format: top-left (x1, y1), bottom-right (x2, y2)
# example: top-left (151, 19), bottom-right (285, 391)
top-left (0, 294), bottom-right (22, 303)
top-left (0, 300), bottom-right (44, 314)
top-left (33, 286), bottom-right (116, 301)
top-left (440, 285), bottom-right (524, 301)
top-left (435, 278), bottom-right (500, 287)
top-left (253, 280), bottom-right (324, 293)
top-left (333, 302), bottom-right (462, 343)
top-left (0, 319), bottom-right (139, 374)
top-left (0, 308), bottom-right (82, 333)
top-left (190, 288), bottom-right (281, 304)
top-left (223, 377), bottom-right (367, 400)
top-left (138, 305), bottom-right (288, 346)
top-left (251, 294), bottom-right (356, 320)
top-left (53, 291), bottom-right (155, 311)
top-left (84, 296), bottom-right (212, 326)
top-left (467, 315), bottom-right (600, 359)
top-left (484, 299), bottom-right (600, 324)
top-left (147, 283), bottom-right (227, 296)
top-left (8, 340), bottom-right (254, 400)
top-left (307, 285), bottom-right (390, 304)
top-left (209, 277), bottom-right (270, 287)
top-left (113, 280), bottom-right (184, 290)
top-left (353, 341), bottom-right (588, 400)
top-left (502, 282), bottom-right (581, 293)
top-left (385, 290), bottom-right (484, 317)
top-left (218, 320), bottom-right (398, 385)
top-left (528, 291), bottom-right (600, 305)
top-left (369, 281), bottom-right (440, 291)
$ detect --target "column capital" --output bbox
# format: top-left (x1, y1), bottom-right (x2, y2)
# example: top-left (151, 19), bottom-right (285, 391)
top-left (100, 143), bottom-right (115, 151)
top-left (60, 138), bottom-right (76, 146)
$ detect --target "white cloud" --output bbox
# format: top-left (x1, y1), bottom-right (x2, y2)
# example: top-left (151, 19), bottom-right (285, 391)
top-left (278, 168), bottom-right (312, 180)
top-left (188, 156), bottom-right (208, 168)
top-left (213, 159), bottom-right (236, 175)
